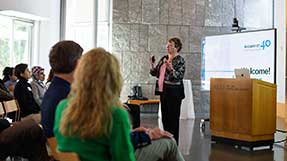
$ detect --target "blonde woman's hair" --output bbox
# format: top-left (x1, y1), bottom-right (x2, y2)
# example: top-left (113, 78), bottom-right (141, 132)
top-left (59, 48), bottom-right (123, 138)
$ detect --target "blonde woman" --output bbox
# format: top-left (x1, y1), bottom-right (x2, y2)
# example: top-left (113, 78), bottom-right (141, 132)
top-left (54, 48), bottom-right (135, 161)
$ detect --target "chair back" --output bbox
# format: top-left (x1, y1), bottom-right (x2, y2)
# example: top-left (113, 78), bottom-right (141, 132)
top-left (47, 137), bottom-right (80, 161)
top-left (57, 152), bottom-right (80, 161)
top-left (2, 100), bottom-right (20, 121)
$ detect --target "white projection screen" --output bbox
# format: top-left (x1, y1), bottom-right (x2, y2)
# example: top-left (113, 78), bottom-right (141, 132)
top-left (201, 29), bottom-right (276, 90)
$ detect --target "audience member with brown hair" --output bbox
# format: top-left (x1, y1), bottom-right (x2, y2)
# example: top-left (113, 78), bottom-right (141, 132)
top-left (41, 40), bottom-right (83, 138)
top-left (3, 67), bottom-right (17, 95)
top-left (0, 118), bottom-right (50, 161)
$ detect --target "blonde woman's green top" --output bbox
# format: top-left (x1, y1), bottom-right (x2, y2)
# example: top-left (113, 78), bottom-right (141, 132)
top-left (53, 99), bottom-right (136, 161)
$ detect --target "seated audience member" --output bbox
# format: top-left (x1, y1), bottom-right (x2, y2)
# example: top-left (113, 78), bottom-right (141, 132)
top-left (0, 74), bottom-right (9, 92)
top-left (14, 63), bottom-right (40, 118)
top-left (0, 73), bottom-right (14, 119)
top-left (54, 48), bottom-right (136, 161)
top-left (125, 102), bottom-right (184, 161)
top-left (126, 110), bottom-right (185, 161)
top-left (0, 88), bottom-right (13, 102)
top-left (41, 41), bottom-right (83, 138)
top-left (3, 67), bottom-right (17, 95)
top-left (31, 66), bottom-right (47, 106)
top-left (0, 119), bottom-right (50, 161)
top-left (54, 48), bottom-right (185, 161)
top-left (131, 127), bottom-right (185, 161)
top-left (0, 78), bottom-right (13, 101)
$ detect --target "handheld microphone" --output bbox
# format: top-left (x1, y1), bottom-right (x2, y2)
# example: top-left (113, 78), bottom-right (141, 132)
top-left (151, 56), bottom-right (155, 63)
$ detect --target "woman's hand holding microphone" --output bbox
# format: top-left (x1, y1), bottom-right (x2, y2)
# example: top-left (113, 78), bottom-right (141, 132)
top-left (150, 55), bottom-right (156, 69)
top-left (150, 55), bottom-right (174, 71)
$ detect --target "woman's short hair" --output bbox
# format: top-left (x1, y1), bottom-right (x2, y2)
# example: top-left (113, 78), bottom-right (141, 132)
top-left (60, 48), bottom-right (123, 138)
top-left (15, 63), bottom-right (28, 78)
top-left (168, 37), bottom-right (182, 52)
top-left (49, 41), bottom-right (83, 74)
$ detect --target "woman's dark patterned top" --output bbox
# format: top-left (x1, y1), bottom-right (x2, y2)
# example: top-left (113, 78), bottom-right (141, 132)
top-left (150, 55), bottom-right (185, 82)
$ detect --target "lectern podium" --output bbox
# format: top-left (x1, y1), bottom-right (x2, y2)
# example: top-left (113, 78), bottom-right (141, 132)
top-left (210, 78), bottom-right (276, 150)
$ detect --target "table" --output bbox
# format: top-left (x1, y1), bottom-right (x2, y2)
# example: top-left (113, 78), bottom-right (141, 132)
top-left (126, 99), bottom-right (160, 128)
top-left (127, 99), bottom-right (160, 113)
top-left (127, 99), bottom-right (160, 105)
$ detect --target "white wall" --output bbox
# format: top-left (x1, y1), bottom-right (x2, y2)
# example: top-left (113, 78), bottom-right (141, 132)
top-left (274, 0), bottom-right (286, 103)
top-left (0, 0), bottom-right (60, 73)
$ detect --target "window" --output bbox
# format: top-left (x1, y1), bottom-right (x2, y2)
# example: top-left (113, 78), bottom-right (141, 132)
top-left (97, 0), bottom-right (112, 50)
top-left (0, 15), bottom-right (34, 73)
top-left (64, 0), bottom-right (94, 51)
top-left (63, 0), bottom-right (112, 51)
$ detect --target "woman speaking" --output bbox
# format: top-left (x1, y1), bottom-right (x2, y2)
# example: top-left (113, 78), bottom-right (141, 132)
top-left (150, 37), bottom-right (185, 144)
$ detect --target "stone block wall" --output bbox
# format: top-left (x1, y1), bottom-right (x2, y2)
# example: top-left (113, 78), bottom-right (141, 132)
top-left (112, 0), bottom-right (245, 117)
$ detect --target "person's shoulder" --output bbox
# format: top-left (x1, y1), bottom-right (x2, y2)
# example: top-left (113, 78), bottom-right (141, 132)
top-left (175, 55), bottom-right (185, 63)
top-left (45, 81), bottom-right (70, 96)
top-left (41, 87), bottom-right (67, 109)
top-left (177, 55), bottom-right (184, 60)
top-left (14, 81), bottom-right (23, 90)
top-left (4, 81), bottom-right (9, 86)
top-left (56, 99), bottom-right (69, 113)
top-left (58, 99), bottom-right (68, 106)
top-left (50, 80), bottom-right (70, 94)
top-left (30, 80), bottom-right (38, 87)
top-left (112, 106), bottom-right (127, 116)
top-left (112, 106), bottom-right (129, 122)
top-left (50, 80), bottom-right (69, 88)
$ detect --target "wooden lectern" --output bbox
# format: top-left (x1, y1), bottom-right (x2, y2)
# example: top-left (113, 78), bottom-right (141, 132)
top-left (210, 78), bottom-right (276, 150)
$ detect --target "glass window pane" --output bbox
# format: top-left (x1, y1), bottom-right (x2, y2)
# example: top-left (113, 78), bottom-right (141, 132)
top-left (65, 0), bottom-right (94, 51)
top-left (97, 22), bottom-right (109, 50)
top-left (65, 0), bottom-right (112, 51)
top-left (0, 15), bottom-right (34, 74)
top-left (13, 20), bottom-right (33, 65)
top-left (0, 15), bottom-right (11, 73)
top-left (72, 24), bottom-right (94, 52)
top-left (98, 0), bottom-right (109, 22)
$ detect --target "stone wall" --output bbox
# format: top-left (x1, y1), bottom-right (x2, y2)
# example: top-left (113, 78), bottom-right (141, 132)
top-left (112, 0), bottom-right (245, 117)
